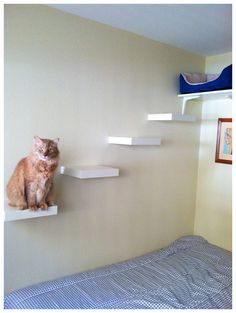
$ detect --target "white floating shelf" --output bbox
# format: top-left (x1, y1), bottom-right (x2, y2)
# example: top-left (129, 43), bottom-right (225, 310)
top-left (4, 204), bottom-right (58, 222)
top-left (60, 165), bottom-right (119, 179)
top-left (147, 113), bottom-right (196, 122)
top-left (178, 89), bottom-right (232, 115)
top-left (178, 89), bottom-right (232, 101)
top-left (108, 136), bottom-right (161, 145)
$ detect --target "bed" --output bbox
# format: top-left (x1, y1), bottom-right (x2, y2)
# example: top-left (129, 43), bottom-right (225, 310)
top-left (4, 235), bottom-right (232, 309)
top-left (179, 64), bottom-right (232, 94)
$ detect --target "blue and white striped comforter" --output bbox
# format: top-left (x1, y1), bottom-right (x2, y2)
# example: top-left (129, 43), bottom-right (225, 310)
top-left (4, 235), bottom-right (232, 309)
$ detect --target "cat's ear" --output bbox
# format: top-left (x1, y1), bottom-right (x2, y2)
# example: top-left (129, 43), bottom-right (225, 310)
top-left (53, 138), bottom-right (59, 145)
top-left (33, 136), bottom-right (42, 144)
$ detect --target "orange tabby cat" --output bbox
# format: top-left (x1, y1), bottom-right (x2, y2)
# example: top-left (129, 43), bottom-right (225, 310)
top-left (7, 136), bottom-right (59, 210)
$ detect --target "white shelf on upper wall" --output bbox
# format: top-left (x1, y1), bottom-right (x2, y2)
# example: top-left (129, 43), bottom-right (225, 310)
top-left (108, 136), bottom-right (161, 145)
top-left (4, 203), bottom-right (58, 222)
top-left (178, 89), bottom-right (232, 114)
top-left (147, 113), bottom-right (195, 122)
top-left (178, 89), bottom-right (232, 101)
top-left (60, 165), bottom-right (119, 179)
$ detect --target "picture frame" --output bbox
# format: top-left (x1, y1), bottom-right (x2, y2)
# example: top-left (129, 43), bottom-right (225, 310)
top-left (215, 118), bottom-right (232, 164)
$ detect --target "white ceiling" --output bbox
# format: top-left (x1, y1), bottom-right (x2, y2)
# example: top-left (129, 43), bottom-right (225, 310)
top-left (47, 4), bottom-right (232, 56)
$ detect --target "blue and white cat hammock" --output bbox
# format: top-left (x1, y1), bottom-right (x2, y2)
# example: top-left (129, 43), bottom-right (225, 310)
top-left (179, 64), bottom-right (232, 95)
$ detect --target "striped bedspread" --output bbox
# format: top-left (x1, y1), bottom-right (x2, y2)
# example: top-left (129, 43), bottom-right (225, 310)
top-left (4, 235), bottom-right (232, 309)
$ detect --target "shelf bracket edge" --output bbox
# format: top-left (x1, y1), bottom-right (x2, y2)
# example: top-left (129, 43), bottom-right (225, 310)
top-left (181, 95), bottom-right (200, 114)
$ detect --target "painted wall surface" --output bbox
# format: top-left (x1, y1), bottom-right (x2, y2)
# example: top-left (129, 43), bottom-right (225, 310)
top-left (194, 53), bottom-right (232, 251)
top-left (4, 5), bottom-right (204, 294)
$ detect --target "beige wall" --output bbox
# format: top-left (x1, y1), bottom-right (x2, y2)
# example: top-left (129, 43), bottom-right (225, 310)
top-left (194, 53), bottom-right (232, 251)
top-left (4, 4), bottom-right (205, 294)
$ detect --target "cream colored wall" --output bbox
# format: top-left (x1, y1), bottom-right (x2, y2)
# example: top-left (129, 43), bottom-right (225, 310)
top-left (4, 4), bottom-right (205, 294)
top-left (194, 53), bottom-right (232, 251)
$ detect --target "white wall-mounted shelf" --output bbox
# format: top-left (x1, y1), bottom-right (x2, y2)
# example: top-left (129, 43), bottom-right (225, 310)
top-left (60, 165), bottom-right (119, 179)
top-left (147, 113), bottom-right (195, 122)
top-left (4, 204), bottom-right (58, 222)
top-left (178, 89), bottom-right (232, 101)
top-left (178, 89), bottom-right (232, 114)
top-left (108, 136), bottom-right (161, 145)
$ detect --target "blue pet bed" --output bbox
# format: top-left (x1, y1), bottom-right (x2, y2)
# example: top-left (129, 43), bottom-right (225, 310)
top-left (179, 64), bottom-right (232, 94)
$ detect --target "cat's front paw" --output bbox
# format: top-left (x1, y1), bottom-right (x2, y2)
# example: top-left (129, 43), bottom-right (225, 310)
top-left (29, 205), bottom-right (38, 211)
top-left (39, 203), bottom-right (48, 210)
